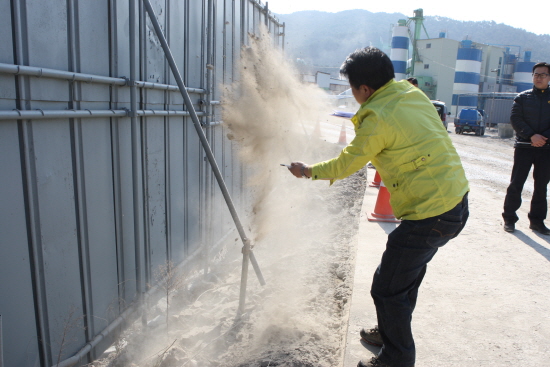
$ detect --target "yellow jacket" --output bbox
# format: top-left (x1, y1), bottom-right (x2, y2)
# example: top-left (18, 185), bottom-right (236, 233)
top-left (311, 79), bottom-right (469, 220)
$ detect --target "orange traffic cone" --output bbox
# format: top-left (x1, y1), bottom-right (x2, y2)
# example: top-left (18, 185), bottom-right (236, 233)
top-left (369, 170), bottom-right (381, 187)
top-left (338, 121), bottom-right (347, 145)
top-left (313, 121), bottom-right (321, 138)
top-left (367, 182), bottom-right (401, 223)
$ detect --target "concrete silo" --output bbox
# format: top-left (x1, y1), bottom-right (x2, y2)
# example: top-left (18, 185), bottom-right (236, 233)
top-left (390, 20), bottom-right (409, 81)
top-left (514, 51), bottom-right (535, 93)
top-left (452, 40), bottom-right (482, 113)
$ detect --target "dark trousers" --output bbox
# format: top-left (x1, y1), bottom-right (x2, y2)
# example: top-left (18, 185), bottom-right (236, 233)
top-left (503, 148), bottom-right (550, 224)
top-left (371, 193), bottom-right (469, 367)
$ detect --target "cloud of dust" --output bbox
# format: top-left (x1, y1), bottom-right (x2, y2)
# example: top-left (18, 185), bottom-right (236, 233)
top-left (220, 30), bottom-right (355, 364)
top-left (223, 30), bottom-right (339, 244)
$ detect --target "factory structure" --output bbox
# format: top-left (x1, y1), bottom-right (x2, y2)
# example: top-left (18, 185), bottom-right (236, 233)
top-left (390, 9), bottom-right (536, 123)
top-left (324, 9), bottom-right (537, 127)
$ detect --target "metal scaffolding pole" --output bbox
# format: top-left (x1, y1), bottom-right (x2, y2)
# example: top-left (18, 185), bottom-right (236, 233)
top-left (0, 109), bottom-right (206, 121)
top-left (141, 0), bottom-right (265, 315)
top-left (0, 62), bottom-right (206, 94)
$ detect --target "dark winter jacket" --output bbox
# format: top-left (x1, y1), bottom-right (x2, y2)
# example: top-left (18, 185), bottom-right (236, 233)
top-left (510, 86), bottom-right (550, 148)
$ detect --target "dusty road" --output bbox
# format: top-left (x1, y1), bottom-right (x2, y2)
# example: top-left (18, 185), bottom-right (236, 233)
top-left (345, 123), bottom-right (550, 367)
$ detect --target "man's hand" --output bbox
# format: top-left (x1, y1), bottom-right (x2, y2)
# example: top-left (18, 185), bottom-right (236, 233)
top-left (288, 161), bottom-right (311, 179)
top-left (531, 134), bottom-right (548, 147)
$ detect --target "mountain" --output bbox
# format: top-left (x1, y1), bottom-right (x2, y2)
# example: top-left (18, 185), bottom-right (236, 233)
top-left (277, 10), bottom-right (550, 77)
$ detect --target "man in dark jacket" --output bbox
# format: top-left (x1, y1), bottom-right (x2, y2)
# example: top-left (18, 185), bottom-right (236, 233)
top-left (503, 62), bottom-right (550, 234)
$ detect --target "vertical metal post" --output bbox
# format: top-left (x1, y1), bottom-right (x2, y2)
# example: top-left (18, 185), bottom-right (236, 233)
top-left (142, 0), bottom-right (265, 315)
top-left (129, 0), bottom-right (145, 325)
top-left (264, 2), bottom-right (268, 28)
top-left (281, 22), bottom-right (285, 53)
top-left (240, 0), bottom-right (246, 47)
top-left (203, 0), bottom-right (215, 278)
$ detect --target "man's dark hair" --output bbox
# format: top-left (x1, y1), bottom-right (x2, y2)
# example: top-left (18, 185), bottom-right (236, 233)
top-left (407, 77), bottom-right (418, 85)
top-left (532, 62), bottom-right (550, 74)
top-left (340, 47), bottom-right (395, 90)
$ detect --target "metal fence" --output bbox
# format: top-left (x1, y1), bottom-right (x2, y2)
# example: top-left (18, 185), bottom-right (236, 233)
top-left (0, 1), bottom-right (283, 366)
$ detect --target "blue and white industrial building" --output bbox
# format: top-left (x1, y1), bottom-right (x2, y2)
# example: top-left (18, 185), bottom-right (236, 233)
top-left (402, 31), bottom-right (536, 117)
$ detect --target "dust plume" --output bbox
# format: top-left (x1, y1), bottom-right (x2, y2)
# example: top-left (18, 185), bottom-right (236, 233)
top-left (223, 30), bottom-right (335, 244)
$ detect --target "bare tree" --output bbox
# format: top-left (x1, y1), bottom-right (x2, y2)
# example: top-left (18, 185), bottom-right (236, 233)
top-left (154, 261), bottom-right (186, 330)
top-left (54, 305), bottom-right (85, 365)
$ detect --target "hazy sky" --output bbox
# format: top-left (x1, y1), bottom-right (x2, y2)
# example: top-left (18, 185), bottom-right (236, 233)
top-left (268, 0), bottom-right (547, 36)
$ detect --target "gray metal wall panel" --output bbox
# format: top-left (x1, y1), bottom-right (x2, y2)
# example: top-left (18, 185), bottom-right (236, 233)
top-left (244, 1), bottom-right (252, 37)
top-left (143, 89), bottom-right (168, 108)
top-left (223, 126), bottom-right (234, 195)
top-left (167, 119), bottom-right (186, 262)
top-left (211, 0), bottom-right (228, 244)
top-left (114, 1), bottom-right (131, 106)
top-left (0, 1), bottom-right (13, 63)
top-left (168, 90), bottom-right (185, 107)
top-left (32, 120), bottom-right (86, 362)
top-left (0, 75), bottom-right (15, 109)
top-left (0, 122), bottom-right (41, 367)
top-left (80, 119), bottom-right (120, 333)
top-left (234, 0), bottom-right (243, 55)
top-left (256, 3), bottom-right (263, 29)
top-left (144, 0), bottom-right (168, 95)
top-left (144, 117), bottom-right (168, 271)
top-left (75, 1), bottom-right (110, 76)
top-left (214, 126), bottom-right (227, 241)
top-left (167, 0), bottom-right (186, 107)
top-left (26, 2), bottom-right (68, 69)
top-left (76, 1), bottom-right (111, 104)
top-left (0, 1), bottom-right (14, 109)
top-left (187, 0), bottom-right (204, 89)
top-left (26, 1), bottom-right (70, 103)
top-left (225, 0), bottom-right (236, 85)
top-left (113, 119), bottom-right (138, 304)
top-left (213, 0), bottom-right (224, 101)
top-left (185, 121), bottom-right (203, 253)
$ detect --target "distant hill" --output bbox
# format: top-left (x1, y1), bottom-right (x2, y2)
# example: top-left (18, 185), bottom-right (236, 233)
top-left (277, 10), bottom-right (550, 77)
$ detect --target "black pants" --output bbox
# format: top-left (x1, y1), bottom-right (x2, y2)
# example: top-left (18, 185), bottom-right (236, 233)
top-left (371, 194), bottom-right (469, 367)
top-left (503, 148), bottom-right (550, 224)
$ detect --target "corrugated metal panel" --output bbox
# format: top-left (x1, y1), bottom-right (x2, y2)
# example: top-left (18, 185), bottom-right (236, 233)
top-left (0, 122), bottom-right (42, 367)
top-left (33, 120), bottom-right (86, 365)
top-left (0, 1), bottom-right (14, 110)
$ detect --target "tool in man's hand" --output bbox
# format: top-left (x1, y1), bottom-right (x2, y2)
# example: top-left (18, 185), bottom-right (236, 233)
top-left (280, 163), bottom-right (291, 168)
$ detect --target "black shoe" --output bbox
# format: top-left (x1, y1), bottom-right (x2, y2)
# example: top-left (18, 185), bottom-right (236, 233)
top-left (529, 222), bottom-right (550, 235)
top-left (357, 357), bottom-right (391, 367)
top-left (357, 356), bottom-right (415, 367)
top-left (360, 326), bottom-right (383, 347)
top-left (503, 222), bottom-right (515, 232)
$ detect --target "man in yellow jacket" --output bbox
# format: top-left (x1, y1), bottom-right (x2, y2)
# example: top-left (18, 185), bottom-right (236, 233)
top-left (288, 47), bottom-right (469, 367)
